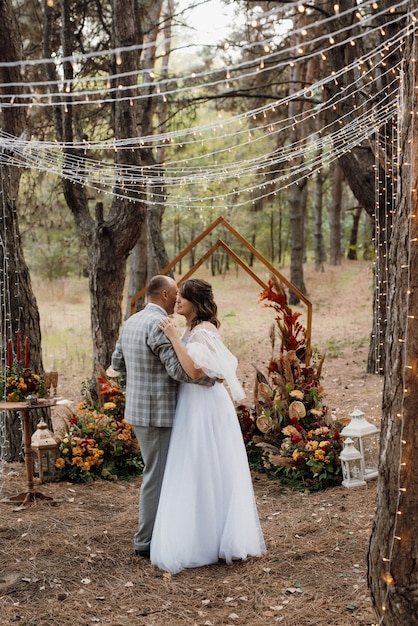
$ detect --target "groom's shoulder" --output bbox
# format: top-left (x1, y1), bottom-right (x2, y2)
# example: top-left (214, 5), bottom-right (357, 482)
top-left (123, 305), bottom-right (162, 335)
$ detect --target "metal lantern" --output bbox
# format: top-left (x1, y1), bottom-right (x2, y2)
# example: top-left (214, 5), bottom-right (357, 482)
top-left (31, 418), bottom-right (59, 483)
top-left (340, 437), bottom-right (366, 488)
top-left (341, 408), bottom-right (380, 480)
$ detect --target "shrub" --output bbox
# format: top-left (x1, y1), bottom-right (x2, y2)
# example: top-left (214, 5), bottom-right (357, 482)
top-left (54, 373), bottom-right (143, 483)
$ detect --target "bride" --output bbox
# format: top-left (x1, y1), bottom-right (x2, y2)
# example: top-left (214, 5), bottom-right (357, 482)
top-left (150, 278), bottom-right (266, 574)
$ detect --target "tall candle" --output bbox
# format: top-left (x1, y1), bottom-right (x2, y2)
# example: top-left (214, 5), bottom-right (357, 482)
top-left (24, 336), bottom-right (29, 368)
top-left (7, 339), bottom-right (12, 369)
top-left (16, 329), bottom-right (21, 362)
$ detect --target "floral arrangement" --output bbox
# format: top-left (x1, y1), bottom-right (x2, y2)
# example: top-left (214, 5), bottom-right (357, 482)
top-left (1, 362), bottom-right (47, 402)
top-left (54, 371), bottom-right (143, 483)
top-left (237, 275), bottom-right (343, 491)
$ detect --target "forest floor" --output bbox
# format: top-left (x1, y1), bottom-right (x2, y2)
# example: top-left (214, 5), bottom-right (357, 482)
top-left (0, 259), bottom-right (383, 625)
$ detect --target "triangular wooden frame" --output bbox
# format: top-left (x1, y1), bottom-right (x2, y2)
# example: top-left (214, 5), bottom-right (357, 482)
top-left (131, 216), bottom-right (312, 363)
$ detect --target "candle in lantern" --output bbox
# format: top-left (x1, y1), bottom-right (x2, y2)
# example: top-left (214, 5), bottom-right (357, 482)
top-left (7, 339), bottom-right (12, 369)
top-left (24, 336), bottom-right (29, 368)
top-left (16, 329), bottom-right (21, 362)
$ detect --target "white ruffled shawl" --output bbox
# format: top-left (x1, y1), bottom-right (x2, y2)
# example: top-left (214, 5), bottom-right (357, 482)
top-left (184, 327), bottom-right (246, 402)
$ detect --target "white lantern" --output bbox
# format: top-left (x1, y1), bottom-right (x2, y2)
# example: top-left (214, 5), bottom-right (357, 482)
top-left (340, 438), bottom-right (366, 488)
top-left (341, 408), bottom-right (380, 480)
top-left (31, 418), bottom-right (59, 483)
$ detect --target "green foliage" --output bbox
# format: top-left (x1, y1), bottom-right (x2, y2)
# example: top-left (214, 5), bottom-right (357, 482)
top-left (19, 169), bottom-right (87, 280)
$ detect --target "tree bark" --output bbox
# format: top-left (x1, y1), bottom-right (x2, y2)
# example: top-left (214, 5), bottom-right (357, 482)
top-left (313, 149), bottom-right (326, 271)
top-left (287, 26), bottom-right (308, 304)
top-left (0, 0), bottom-right (49, 460)
top-left (51, 0), bottom-right (151, 372)
top-left (125, 231), bottom-right (148, 318)
top-left (368, 25), bottom-right (418, 622)
top-left (347, 207), bottom-right (362, 260)
top-left (126, 0), bottom-right (170, 305)
top-left (328, 164), bottom-right (343, 265)
top-left (322, 0), bottom-right (402, 374)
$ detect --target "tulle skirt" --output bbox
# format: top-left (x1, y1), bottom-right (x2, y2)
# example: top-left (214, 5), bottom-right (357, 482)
top-left (150, 381), bottom-right (266, 574)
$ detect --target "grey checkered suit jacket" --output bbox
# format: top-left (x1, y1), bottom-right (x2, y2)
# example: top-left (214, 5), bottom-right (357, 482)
top-left (111, 303), bottom-right (211, 427)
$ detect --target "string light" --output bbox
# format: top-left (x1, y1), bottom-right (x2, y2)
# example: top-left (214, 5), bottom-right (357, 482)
top-left (0, 1), bottom-right (411, 109)
top-left (374, 31), bottom-right (417, 623)
top-left (0, 1), bottom-right (417, 516)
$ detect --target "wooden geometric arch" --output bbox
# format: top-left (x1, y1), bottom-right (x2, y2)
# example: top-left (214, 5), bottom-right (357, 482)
top-left (131, 216), bottom-right (312, 364)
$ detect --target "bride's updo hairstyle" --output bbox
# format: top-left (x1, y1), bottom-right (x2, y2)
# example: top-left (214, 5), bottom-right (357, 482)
top-left (180, 279), bottom-right (220, 330)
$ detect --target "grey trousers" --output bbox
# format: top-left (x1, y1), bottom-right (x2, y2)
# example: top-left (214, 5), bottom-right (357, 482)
top-left (132, 425), bottom-right (171, 552)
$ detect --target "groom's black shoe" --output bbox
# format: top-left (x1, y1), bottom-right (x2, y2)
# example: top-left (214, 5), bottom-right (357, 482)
top-left (135, 548), bottom-right (150, 559)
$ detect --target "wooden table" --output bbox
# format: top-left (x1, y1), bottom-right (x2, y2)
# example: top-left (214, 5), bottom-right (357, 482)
top-left (0, 399), bottom-right (58, 507)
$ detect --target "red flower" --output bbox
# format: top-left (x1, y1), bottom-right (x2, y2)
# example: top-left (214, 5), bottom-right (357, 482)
top-left (291, 435), bottom-right (302, 444)
top-left (69, 417), bottom-right (78, 424)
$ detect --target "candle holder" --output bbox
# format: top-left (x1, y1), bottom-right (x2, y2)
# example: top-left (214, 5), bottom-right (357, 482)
top-left (50, 371), bottom-right (59, 396)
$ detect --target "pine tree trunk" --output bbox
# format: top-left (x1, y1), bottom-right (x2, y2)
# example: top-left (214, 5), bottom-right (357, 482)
top-left (314, 154), bottom-right (326, 271)
top-left (57, 0), bottom-right (149, 374)
top-left (288, 28), bottom-right (308, 304)
top-left (329, 164), bottom-right (343, 265)
top-left (0, 0), bottom-right (50, 461)
top-left (288, 178), bottom-right (308, 304)
top-left (368, 29), bottom-right (418, 622)
top-left (347, 207), bottom-right (362, 260)
top-left (126, 231), bottom-right (148, 318)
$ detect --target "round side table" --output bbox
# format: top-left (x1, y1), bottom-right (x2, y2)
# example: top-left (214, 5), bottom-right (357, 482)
top-left (0, 399), bottom-right (58, 507)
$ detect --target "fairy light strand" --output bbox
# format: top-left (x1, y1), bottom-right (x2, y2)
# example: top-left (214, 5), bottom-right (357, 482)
top-left (375, 29), bottom-right (416, 622)
top-left (0, 1), bottom-right (412, 110)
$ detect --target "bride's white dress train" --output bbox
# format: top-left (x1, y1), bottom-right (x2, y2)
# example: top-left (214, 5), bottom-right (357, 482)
top-left (150, 327), bottom-right (266, 574)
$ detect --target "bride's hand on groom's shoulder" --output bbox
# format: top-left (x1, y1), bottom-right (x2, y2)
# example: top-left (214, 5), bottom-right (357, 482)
top-left (159, 317), bottom-right (179, 340)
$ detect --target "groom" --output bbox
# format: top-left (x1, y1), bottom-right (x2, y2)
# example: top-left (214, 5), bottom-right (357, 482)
top-left (110, 275), bottom-right (215, 558)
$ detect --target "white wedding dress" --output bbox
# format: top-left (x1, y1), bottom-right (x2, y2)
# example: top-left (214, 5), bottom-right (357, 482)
top-left (150, 325), bottom-right (266, 574)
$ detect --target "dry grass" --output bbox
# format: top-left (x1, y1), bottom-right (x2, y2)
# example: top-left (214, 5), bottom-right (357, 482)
top-left (0, 259), bottom-right (382, 625)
